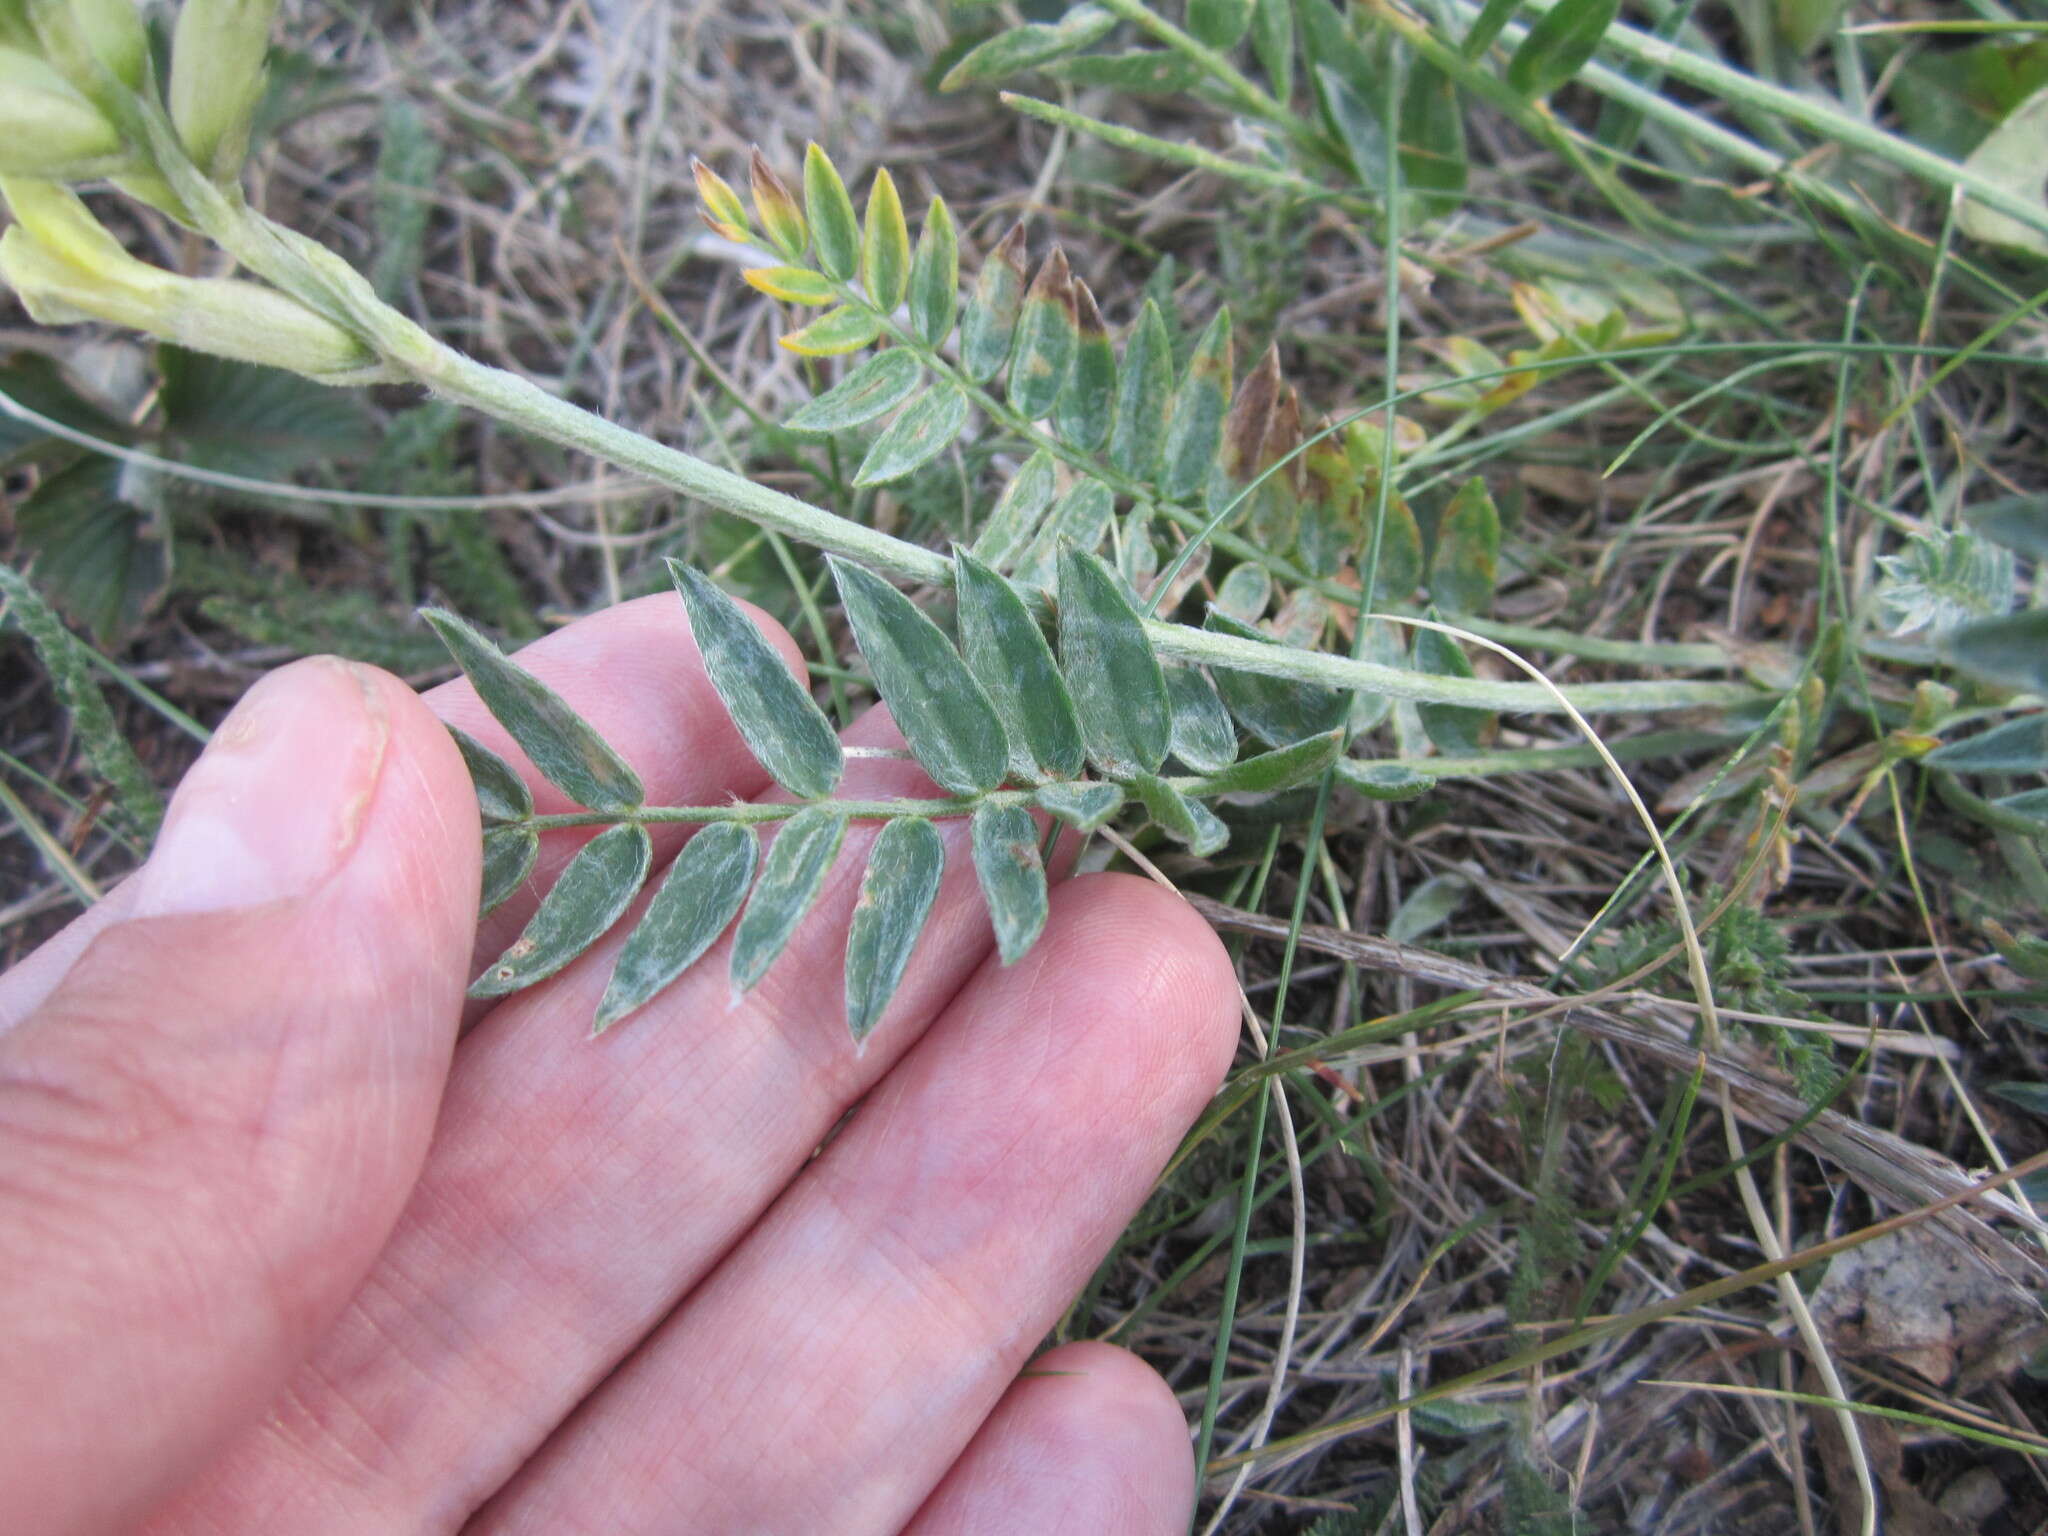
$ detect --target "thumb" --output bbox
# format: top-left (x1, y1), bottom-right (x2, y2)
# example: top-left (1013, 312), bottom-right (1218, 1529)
top-left (0, 657), bottom-right (480, 1535)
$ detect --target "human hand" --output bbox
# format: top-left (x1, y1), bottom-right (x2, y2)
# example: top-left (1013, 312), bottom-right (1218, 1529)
top-left (0, 596), bottom-right (1240, 1534)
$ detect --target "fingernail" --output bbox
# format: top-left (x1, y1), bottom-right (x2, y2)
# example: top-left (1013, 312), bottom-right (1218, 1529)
top-left (131, 658), bottom-right (391, 917)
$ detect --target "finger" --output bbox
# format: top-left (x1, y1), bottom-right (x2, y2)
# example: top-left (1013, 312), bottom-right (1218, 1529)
top-left (473, 874), bottom-right (1238, 1535)
top-left (155, 712), bottom-right (1066, 1532)
top-left (426, 591), bottom-right (806, 968)
top-left (900, 1343), bottom-right (1195, 1536)
top-left (0, 658), bottom-right (479, 1536)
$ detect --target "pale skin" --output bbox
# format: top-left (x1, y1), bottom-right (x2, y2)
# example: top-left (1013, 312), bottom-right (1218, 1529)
top-left (0, 595), bottom-right (1242, 1535)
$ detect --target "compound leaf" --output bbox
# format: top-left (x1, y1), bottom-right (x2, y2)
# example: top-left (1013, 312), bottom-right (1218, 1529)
top-left (595, 821), bottom-right (758, 1034)
top-left (845, 816), bottom-right (946, 1044)
top-left (1059, 547), bottom-right (1171, 778)
top-left (671, 562), bottom-right (843, 800)
top-left (425, 608), bottom-right (643, 812)
top-left (830, 558), bottom-right (1009, 794)
top-left (853, 383), bottom-right (970, 485)
top-left (470, 822), bottom-right (650, 998)
top-left (731, 805), bottom-right (848, 991)
top-left (971, 801), bottom-right (1048, 964)
top-left (955, 548), bottom-right (1086, 781)
top-left (785, 348), bottom-right (924, 434)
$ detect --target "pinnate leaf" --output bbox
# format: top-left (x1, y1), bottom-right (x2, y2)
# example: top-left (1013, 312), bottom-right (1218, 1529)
top-left (1166, 666), bottom-right (1239, 774)
top-left (731, 806), bottom-right (848, 991)
top-left (424, 608), bottom-right (644, 812)
top-left (596, 822), bottom-right (758, 1034)
top-left (862, 167), bottom-right (911, 313)
top-left (939, 4), bottom-right (1118, 90)
top-left (853, 383), bottom-right (970, 486)
top-left (470, 822), bottom-right (651, 998)
top-left (971, 802), bottom-right (1049, 964)
top-left (449, 724), bottom-right (533, 822)
top-left (845, 816), bottom-right (946, 1045)
top-left (954, 548), bottom-right (1086, 781)
top-left (785, 348), bottom-right (923, 434)
top-left (909, 194), bottom-right (960, 346)
top-left (671, 562), bottom-right (843, 800)
top-left (780, 305), bottom-right (884, 357)
top-left (1059, 547), bottom-right (1172, 779)
top-left (1034, 779), bottom-right (1125, 832)
top-left (804, 143), bottom-right (860, 280)
top-left (830, 557), bottom-right (1009, 794)
top-left (479, 825), bottom-right (538, 917)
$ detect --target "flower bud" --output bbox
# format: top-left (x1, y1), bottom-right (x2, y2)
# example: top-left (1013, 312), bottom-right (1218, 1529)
top-left (0, 45), bottom-right (124, 175)
top-left (168, 0), bottom-right (279, 180)
top-left (0, 178), bottom-right (378, 381)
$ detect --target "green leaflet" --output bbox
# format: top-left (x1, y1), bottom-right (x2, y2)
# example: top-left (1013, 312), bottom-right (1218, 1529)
top-left (595, 821), bottom-right (758, 1034)
top-left (829, 557), bottom-right (1009, 795)
top-left (1464, 0), bottom-right (1523, 57)
top-left (692, 158), bottom-right (749, 242)
top-left (853, 383), bottom-right (970, 486)
top-left (1336, 759), bottom-right (1438, 801)
top-left (731, 806), bottom-right (848, 991)
top-left (1016, 480), bottom-right (1115, 589)
top-left (479, 824), bottom-right (538, 917)
top-left (1429, 476), bottom-right (1500, 614)
top-left (1369, 494), bottom-right (1426, 600)
top-left (1188, 0), bottom-right (1253, 47)
top-left (0, 561), bottom-right (162, 836)
top-left (470, 822), bottom-right (651, 998)
top-left (1059, 547), bottom-right (1172, 779)
top-left (862, 167), bottom-right (911, 313)
top-left (1995, 788), bottom-right (2048, 832)
top-left (1215, 563), bottom-right (1272, 622)
top-left (1217, 343), bottom-right (1280, 521)
top-left (960, 223), bottom-right (1030, 383)
top-left (1166, 666), bottom-right (1239, 774)
top-left (449, 724), bottom-right (532, 822)
top-left (749, 149), bottom-right (808, 262)
top-left (670, 562), bottom-right (843, 800)
top-left (1400, 55), bottom-right (1468, 216)
top-left (1943, 611), bottom-right (2048, 695)
top-left (1162, 308), bottom-right (1233, 503)
top-left (1318, 63), bottom-right (1390, 191)
top-left (780, 305), bottom-right (884, 357)
top-left (1925, 715), bottom-right (2048, 774)
top-left (1250, 383), bottom-right (1304, 552)
top-left (1132, 773), bottom-right (1229, 855)
top-left (844, 816), bottom-right (946, 1045)
top-left (1414, 618), bottom-right (1491, 754)
top-left (424, 608), bottom-right (644, 812)
top-left (971, 801), bottom-right (1048, 964)
top-left (1007, 246), bottom-right (1077, 421)
top-left (1196, 730), bottom-right (1341, 795)
top-left (785, 348), bottom-right (924, 434)
top-left (969, 449), bottom-right (1059, 571)
top-left (1204, 609), bottom-right (1347, 747)
top-left (1110, 297), bottom-right (1173, 480)
top-left (1051, 49), bottom-right (1206, 94)
top-left (1034, 779), bottom-right (1125, 832)
top-left (954, 548), bottom-right (1086, 782)
top-left (1965, 496), bottom-right (2048, 561)
top-left (803, 142), bottom-right (860, 281)
top-left (1346, 619), bottom-right (1404, 735)
top-left (1055, 277), bottom-right (1116, 452)
top-left (1388, 873), bottom-right (1467, 944)
top-left (743, 266), bottom-right (839, 305)
top-left (1251, 0), bottom-right (1294, 101)
top-left (1507, 0), bottom-right (1623, 97)
top-left (939, 3), bottom-right (1118, 90)
top-left (909, 194), bottom-right (959, 346)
